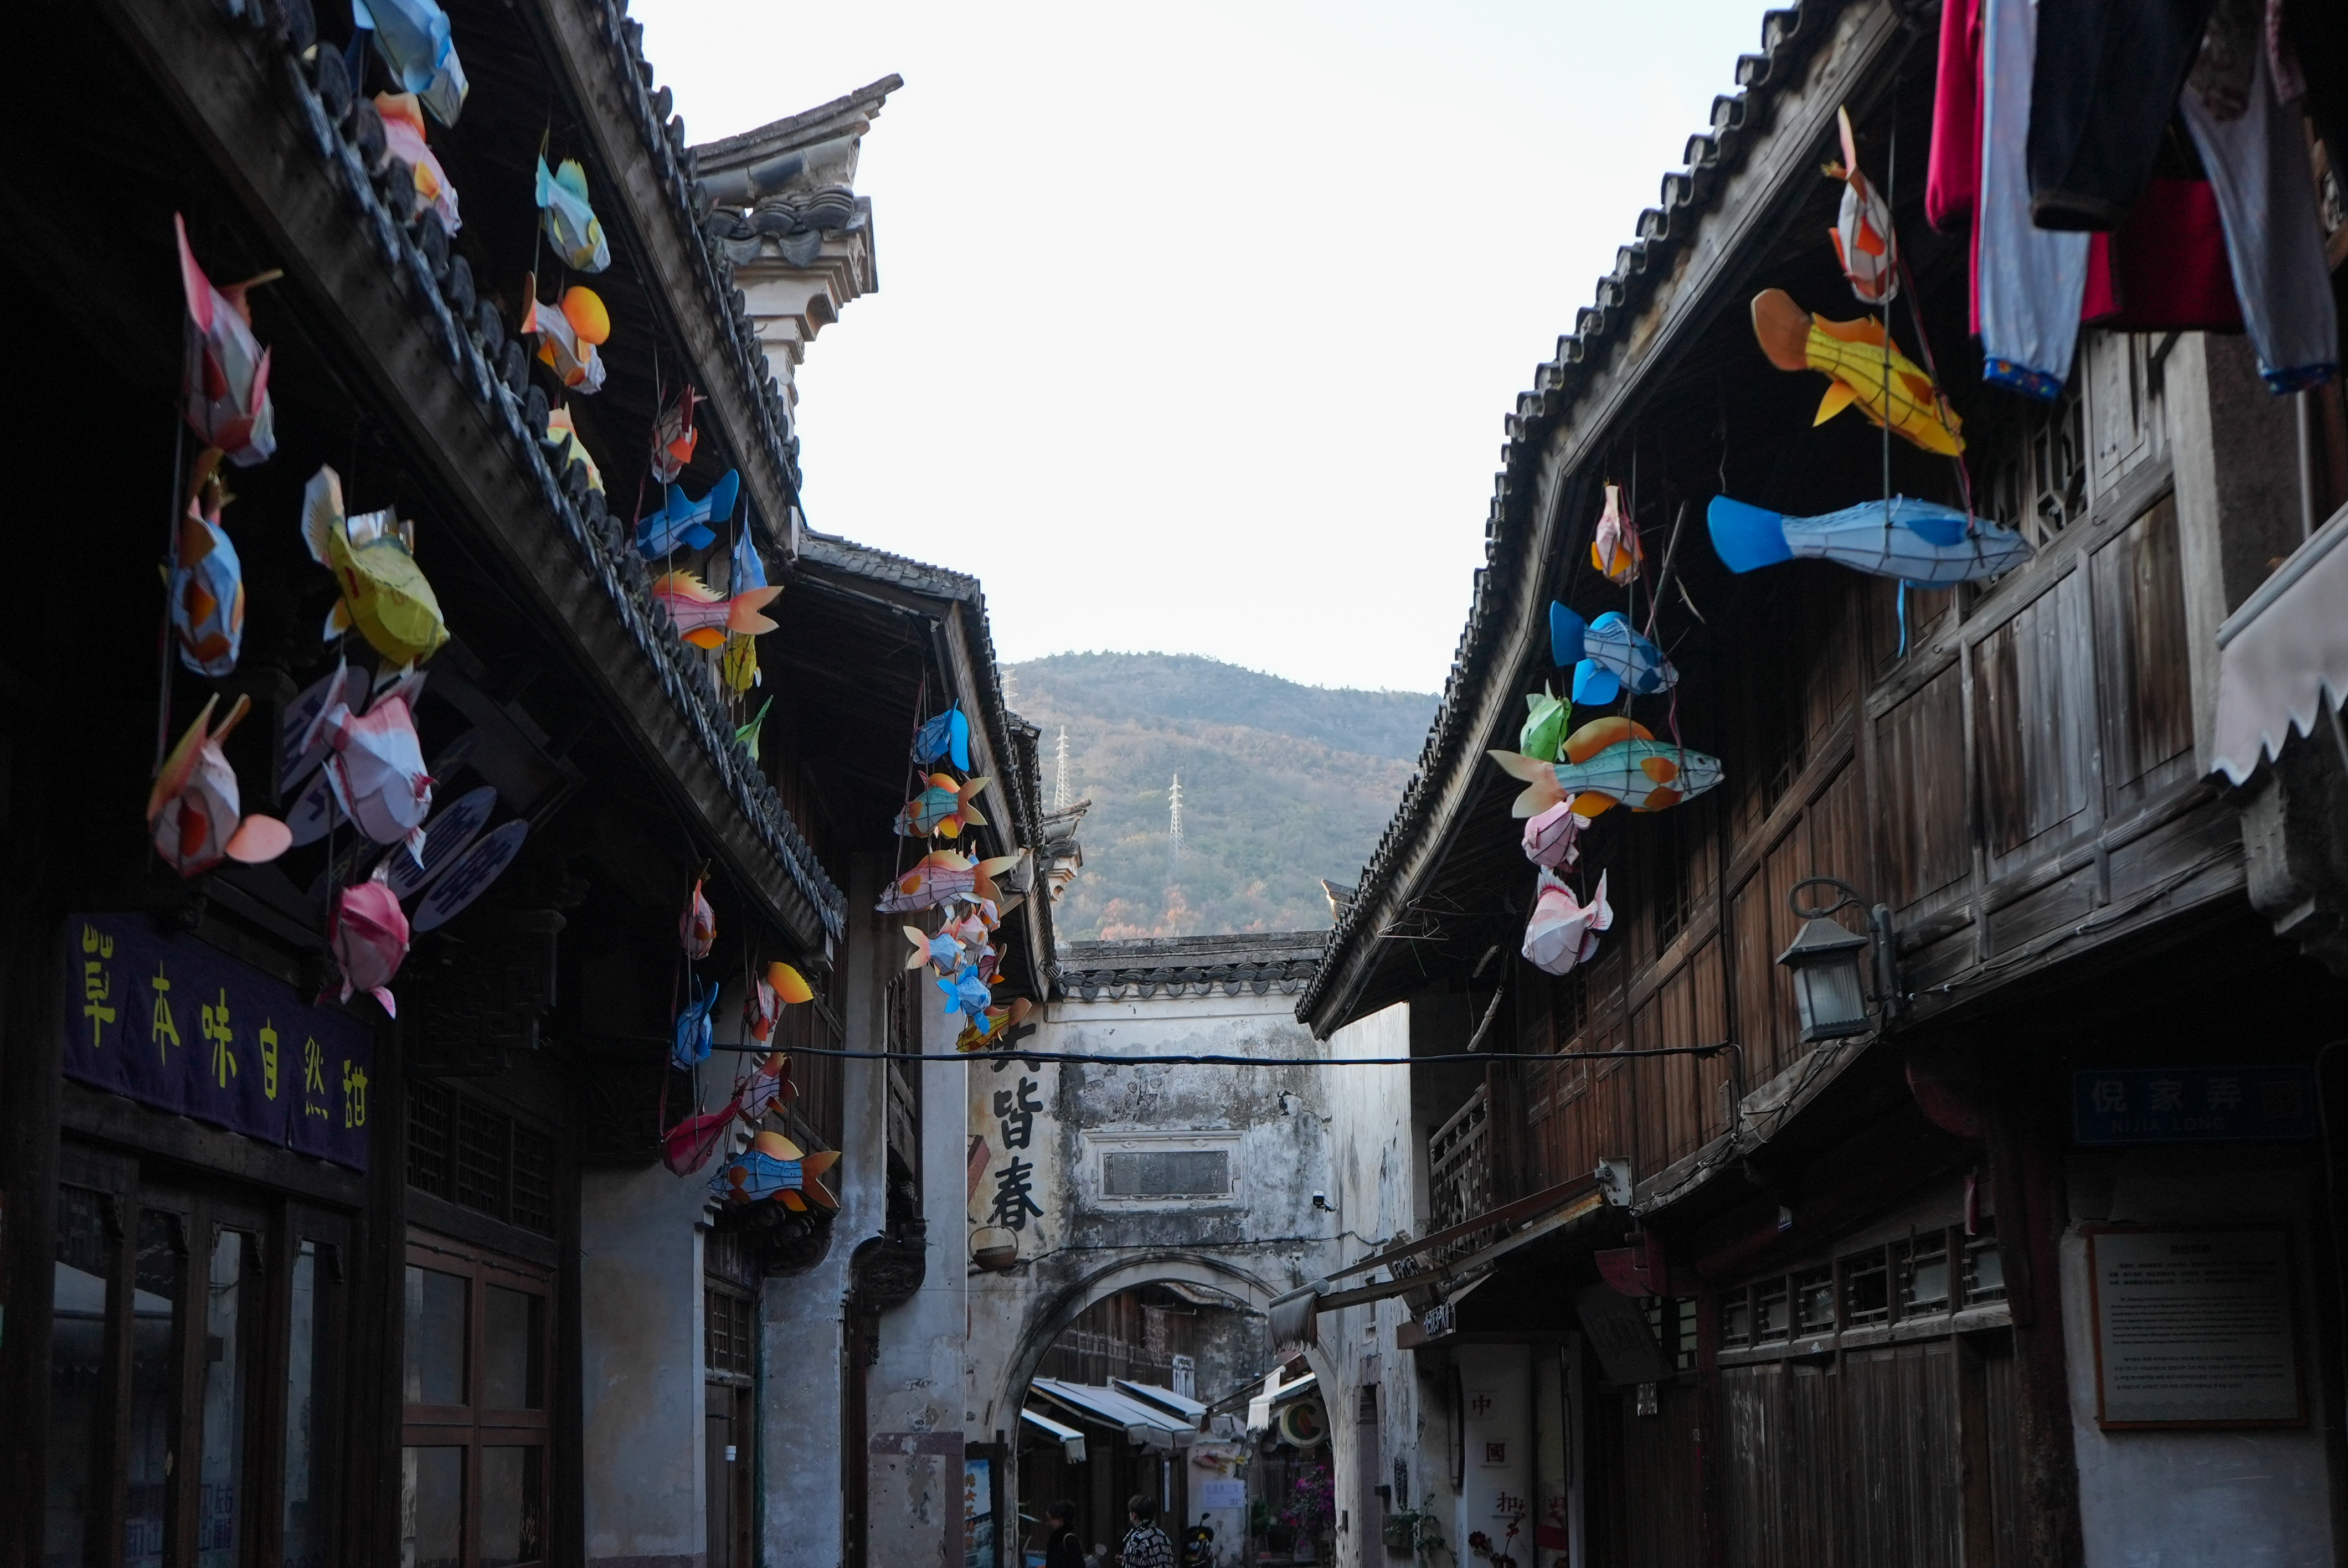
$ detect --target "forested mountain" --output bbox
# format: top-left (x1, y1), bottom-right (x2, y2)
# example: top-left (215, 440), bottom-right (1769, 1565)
top-left (1007, 653), bottom-right (1437, 940)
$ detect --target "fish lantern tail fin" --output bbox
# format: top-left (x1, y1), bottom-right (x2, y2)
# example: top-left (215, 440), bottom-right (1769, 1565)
top-left (225, 815), bottom-right (292, 864)
top-left (1548, 602), bottom-right (1588, 668)
top-left (1571, 661), bottom-right (1621, 707)
top-left (148, 694), bottom-right (223, 825)
top-left (902, 926), bottom-right (932, 970)
top-left (706, 470), bottom-right (742, 526)
top-left (370, 986), bottom-right (398, 1018)
top-left (1707, 496), bottom-right (1796, 572)
top-left (768, 962), bottom-right (813, 1004)
top-left (725, 586), bottom-right (782, 637)
top-left (533, 156), bottom-right (557, 208)
top-left (1749, 288), bottom-right (1813, 372)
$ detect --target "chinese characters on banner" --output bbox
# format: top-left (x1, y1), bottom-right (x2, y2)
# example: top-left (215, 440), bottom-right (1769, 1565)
top-left (66, 914), bottom-right (374, 1170)
top-left (966, 1059), bottom-right (1057, 1257)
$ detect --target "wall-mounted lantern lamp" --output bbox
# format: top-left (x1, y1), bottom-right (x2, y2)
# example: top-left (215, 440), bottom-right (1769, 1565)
top-left (1776, 878), bottom-right (1899, 1043)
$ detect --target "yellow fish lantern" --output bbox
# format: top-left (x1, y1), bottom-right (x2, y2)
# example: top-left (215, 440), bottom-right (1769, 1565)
top-left (719, 632), bottom-right (760, 694)
top-left (1750, 288), bottom-right (1964, 457)
top-left (300, 466), bottom-right (449, 669)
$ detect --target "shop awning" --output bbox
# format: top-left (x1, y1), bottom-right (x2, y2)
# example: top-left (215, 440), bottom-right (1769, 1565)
top-left (1029, 1378), bottom-right (1198, 1448)
top-left (1244, 1370), bottom-right (1317, 1434)
top-left (2213, 503), bottom-right (2348, 785)
top-left (1113, 1380), bottom-right (1207, 1423)
top-left (1021, 1405), bottom-right (1089, 1463)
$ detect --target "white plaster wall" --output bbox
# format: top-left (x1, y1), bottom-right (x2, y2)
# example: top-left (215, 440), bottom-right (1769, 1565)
top-left (864, 971), bottom-right (972, 1568)
top-left (1449, 1344), bottom-right (1533, 1566)
top-left (2062, 1154), bottom-right (2336, 1568)
top-left (580, 1163), bottom-right (712, 1568)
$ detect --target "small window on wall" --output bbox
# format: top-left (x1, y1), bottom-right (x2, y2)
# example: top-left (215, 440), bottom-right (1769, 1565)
top-left (1719, 1291), bottom-right (1753, 1349)
top-left (403, 1231), bottom-right (552, 1568)
top-left (1640, 1297), bottom-right (1700, 1373)
top-left (1963, 1224), bottom-right (2005, 1304)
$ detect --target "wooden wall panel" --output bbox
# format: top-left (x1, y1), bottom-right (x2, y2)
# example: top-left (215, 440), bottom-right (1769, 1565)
top-left (2092, 492), bottom-right (2193, 803)
top-left (1617, 1383), bottom-right (1704, 1568)
top-left (1876, 665), bottom-right (1968, 915)
top-left (1722, 1363), bottom-right (1789, 1568)
top-left (1974, 572), bottom-right (2094, 860)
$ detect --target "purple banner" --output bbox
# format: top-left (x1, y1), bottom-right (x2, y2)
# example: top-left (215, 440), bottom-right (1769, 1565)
top-left (65, 914), bottom-right (374, 1170)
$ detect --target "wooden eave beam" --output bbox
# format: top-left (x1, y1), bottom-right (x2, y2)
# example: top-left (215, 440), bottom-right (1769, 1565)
top-left (102, 0), bottom-right (834, 952)
top-left (529, 0), bottom-right (804, 562)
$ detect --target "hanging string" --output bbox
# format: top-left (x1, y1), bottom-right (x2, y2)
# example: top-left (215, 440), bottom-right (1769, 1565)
top-left (152, 415), bottom-right (188, 780)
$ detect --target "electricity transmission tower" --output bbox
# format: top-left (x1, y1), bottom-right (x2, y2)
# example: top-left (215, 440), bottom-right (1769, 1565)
top-left (1053, 728), bottom-right (1071, 813)
top-left (1167, 773), bottom-right (1185, 878)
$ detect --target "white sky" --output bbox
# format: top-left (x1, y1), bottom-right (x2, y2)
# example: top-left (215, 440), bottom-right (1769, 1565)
top-left (633, 1), bottom-right (1770, 693)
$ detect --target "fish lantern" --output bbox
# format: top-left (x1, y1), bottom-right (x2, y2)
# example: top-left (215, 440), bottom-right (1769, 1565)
top-left (1521, 687), bottom-right (1569, 764)
top-left (542, 406), bottom-right (603, 492)
top-left (737, 1049), bottom-right (794, 1122)
top-left (147, 694), bottom-right (293, 877)
top-left (651, 384), bottom-right (703, 484)
top-left (329, 867), bottom-right (410, 1015)
top-left (1707, 495), bottom-right (2033, 585)
top-left (1590, 483), bottom-right (1642, 585)
top-left (937, 964), bottom-right (991, 1024)
top-left (769, 962), bottom-right (814, 1004)
top-left (1750, 289), bottom-right (1963, 457)
top-left (303, 669), bottom-right (434, 857)
top-left (895, 773), bottom-right (990, 839)
top-left (521, 276), bottom-right (609, 393)
top-left (174, 214), bottom-right (278, 467)
top-left (708, 1129), bottom-right (840, 1211)
top-left (1522, 802), bottom-right (1588, 870)
top-left (374, 93), bottom-right (461, 234)
top-left (651, 570), bottom-right (781, 651)
top-left (1522, 870), bottom-right (1611, 977)
top-left (672, 974), bottom-right (718, 1070)
top-left (170, 450), bottom-right (246, 678)
top-left (720, 635), bottom-right (761, 697)
top-left (1549, 605), bottom-right (1678, 706)
top-left (681, 878), bottom-right (716, 958)
top-left (875, 850), bottom-right (1022, 915)
top-left (904, 925), bottom-right (965, 974)
top-left (354, 0), bottom-right (468, 126)
top-left (1490, 715), bottom-right (1723, 818)
top-left (636, 470), bottom-right (741, 558)
top-left (301, 466), bottom-right (449, 670)
top-left (741, 974), bottom-right (780, 1045)
top-left (534, 156), bottom-right (609, 273)
top-left (1825, 106), bottom-right (1896, 306)
top-left (956, 996), bottom-right (1036, 1052)
top-left (660, 1103), bottom-right (738, 1176)
top-left (913, 707), bottom-right (973, 772)
top-left (734, 697), bottom-right (771, 762)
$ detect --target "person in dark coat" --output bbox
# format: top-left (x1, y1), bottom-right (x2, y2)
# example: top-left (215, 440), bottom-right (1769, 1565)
top-left (1040, 1500), bottom-right (1086, 1568)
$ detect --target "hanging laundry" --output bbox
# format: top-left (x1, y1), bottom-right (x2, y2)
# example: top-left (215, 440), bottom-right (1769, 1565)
top-left (1980, 0), bottom-right (2094, 398)
top-left (2175, 6), bottom-right (2338, 390)
top-left (1926, 0), bottom-right (1985, 230)
top-left (2024, 0), bottom-right (2214, 230)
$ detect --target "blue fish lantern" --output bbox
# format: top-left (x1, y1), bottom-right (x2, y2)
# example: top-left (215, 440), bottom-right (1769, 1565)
top-left (914, 706), bottom-right (972, 772)
top-left (534, 157), bottom-right (610, 274)
top-left (1707, 495), bottom-right (2033, 585)
top-left (171, 455), bottom-right (245, 677)
top-left (353, 0), bottom-right (467, 127)
top-left (1549, 605), bottom-right (1677, 707)
top-left (937, 963), bottom-right (991, 1023)
top-left (731, 520), bottom-right (768, 593)
top-left (671, 974), bottom-right (718, 1070)
top-left (636, 470), bottom-right (741, 559)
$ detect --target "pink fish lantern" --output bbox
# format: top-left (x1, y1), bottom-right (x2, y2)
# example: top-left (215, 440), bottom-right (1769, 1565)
top-left (736, 1050), bottom-right (792, 1122)
top-left (681, 878), bottom-right (716, 958)
top-left (174, 214), bottom-right (277, 467)
top-left (1825, 106), bottom-right (1897, 306)
top-left (1522, 802), bottom-right (1589, 869)
top-left (1591, 483), bottom-right (1642, 585)
top-left (661, 1103), bottom-right (738, 1176)
top-left (330, 869), bottom-right (410, 1015)
top-left (147, 694), bottom-right (292, 878)
top-left (1522, 869), bottom-right (1613, 977)
top-left (374, 92), bottom-right (461, 235)
top-left (741, 973), bottom-right (779, 1044)
top-left (304, 670), bottom-right (434, 860)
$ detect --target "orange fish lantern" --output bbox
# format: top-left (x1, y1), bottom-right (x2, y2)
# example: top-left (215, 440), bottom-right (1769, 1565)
top-left (147, 695), bottom-right (292, 878)
top-left (520, 275), bottom-right (609, 393)
top-left (651, 383), bottom-right (703, 484)
top-left (648, 570), bottom-right (781, 651)
top-left (1590, 482), bottom-right (1642, 585)
top-left (681, 878), bottom-right (716, 958)
top-left (174, 214), bottom-right (279, 467)
top-left (1489, 715), bottom-right (1724, 818)
top-left (1824, 106), bottom-right (1897, 306)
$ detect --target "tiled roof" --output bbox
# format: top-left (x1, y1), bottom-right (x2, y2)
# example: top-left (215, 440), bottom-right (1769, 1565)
top-left (1296, 0), bottom-right (1853, 1028)
top-left (1055, 931), bottom-right (1328, 1001)
top-left (799, 530), bottom-right (985, 602)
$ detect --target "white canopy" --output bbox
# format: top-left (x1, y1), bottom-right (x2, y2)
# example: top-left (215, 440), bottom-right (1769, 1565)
top-left (2213, 503), bottom-right (2348, 785)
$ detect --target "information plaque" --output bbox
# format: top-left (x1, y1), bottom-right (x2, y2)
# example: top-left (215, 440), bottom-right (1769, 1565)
top-left (2087, 1226), bottom-right (2304, 1428)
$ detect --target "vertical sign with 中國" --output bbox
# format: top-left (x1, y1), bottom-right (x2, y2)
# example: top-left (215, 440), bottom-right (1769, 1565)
top-left (2087, 1227), bottom-right (2305, 1427)
top-left (65, 914), bottom-right (374, 1170)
